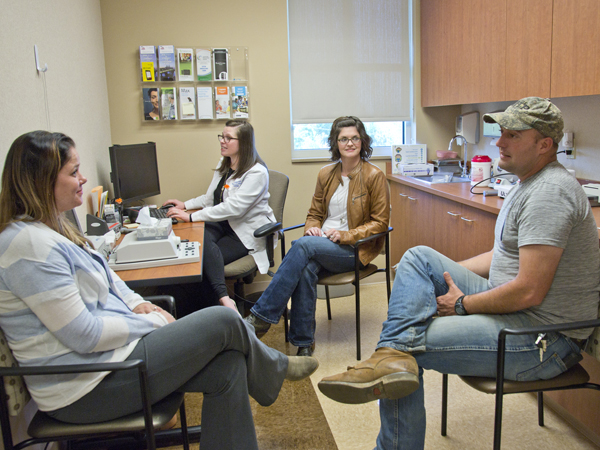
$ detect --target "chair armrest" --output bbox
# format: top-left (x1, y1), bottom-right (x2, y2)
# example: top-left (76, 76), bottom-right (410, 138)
top-left (352, 226), bottom-right (393, 248)
top-left (282, 223), bottom-right (305, 233)
top-left (254, 222), bottom-right (282, 238)
top-left (0, 359), bottom-right (146, 378)
top-left (144, 295), bottom-right (175, 315)
top-left (500, 318), bottom-right (600, 340)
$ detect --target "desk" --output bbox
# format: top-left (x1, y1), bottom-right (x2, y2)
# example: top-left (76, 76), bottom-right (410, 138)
top-left (116, 221), bottom-right (204, 289)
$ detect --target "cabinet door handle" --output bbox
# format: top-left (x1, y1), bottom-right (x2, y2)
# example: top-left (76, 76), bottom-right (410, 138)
top-left (447, 211), bottom-right (460, 216)
top-left (398, 193), bottom-right (408, 197)
top-left (460, 217), bottom-right (474, 222)
top-left (408, 197), bottom-right (417, 201)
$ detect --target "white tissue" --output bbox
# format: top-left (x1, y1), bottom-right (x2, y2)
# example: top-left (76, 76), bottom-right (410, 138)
top-left (136, 206), bottom-right (158, 226)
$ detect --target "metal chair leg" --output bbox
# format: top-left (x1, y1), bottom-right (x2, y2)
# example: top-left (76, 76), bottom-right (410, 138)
top-left (537, 392), bottom-right (545, 427)
top-left (441, 374), bottom-right (448, 436)
top-left (355, 280), bottom-right (361, 360)
top-left (283, 308), bottom-right (289, 342)
top-left (325, 286), bottom-right (332, 320)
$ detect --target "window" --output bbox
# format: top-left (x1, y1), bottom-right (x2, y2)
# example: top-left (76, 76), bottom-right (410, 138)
top-left (288, 0), bottom-right (412, 161)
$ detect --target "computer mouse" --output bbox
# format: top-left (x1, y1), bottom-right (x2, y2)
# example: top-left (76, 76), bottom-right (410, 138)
top-left (161, 203), bottom-right (176, 210)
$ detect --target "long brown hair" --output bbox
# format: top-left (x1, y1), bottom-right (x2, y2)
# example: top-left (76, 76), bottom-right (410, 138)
top-left (217, 120), bottom-right (267, 179)
top-left (0, 131), bottom-right (87, 246)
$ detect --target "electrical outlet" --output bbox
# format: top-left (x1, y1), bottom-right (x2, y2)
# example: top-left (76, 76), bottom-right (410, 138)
top-left (566, 148), bottom-right (576, 159)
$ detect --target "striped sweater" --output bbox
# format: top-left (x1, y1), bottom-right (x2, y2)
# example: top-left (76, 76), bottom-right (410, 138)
top-left (0, 221), bottom-right (168, 411)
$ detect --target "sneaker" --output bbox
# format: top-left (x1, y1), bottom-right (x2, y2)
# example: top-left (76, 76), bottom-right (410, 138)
top-left (243, 313), bottom-right (271, 338)
top-left (317, 347), bottom-right (419, 404)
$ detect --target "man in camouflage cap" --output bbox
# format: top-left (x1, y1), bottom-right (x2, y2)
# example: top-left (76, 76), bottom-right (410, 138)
top-left (319, 97), bottom-right (600, 449)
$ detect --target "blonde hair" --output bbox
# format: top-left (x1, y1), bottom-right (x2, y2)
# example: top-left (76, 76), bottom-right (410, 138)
top-left (0, 131), bottom-right (88, 246)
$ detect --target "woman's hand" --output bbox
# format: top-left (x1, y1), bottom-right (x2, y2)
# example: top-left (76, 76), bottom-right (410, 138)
top-left (323, 229), bottom-right (341, 243)
top-left (167, 208), bottom-right (191, 222)
top-left (133, 303), bottom-right (176, 323)
top-left (305, 227), bottom-right (323, 237)
top-left (163, 199), bottom-right (185, 209)
top-left (436, 272), bottom-right (464, 316)
top-left (219, 297), bottom-right (241, 316)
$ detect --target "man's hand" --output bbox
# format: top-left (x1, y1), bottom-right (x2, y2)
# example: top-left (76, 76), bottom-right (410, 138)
top-left (436, 272), bottom-right (464, 316)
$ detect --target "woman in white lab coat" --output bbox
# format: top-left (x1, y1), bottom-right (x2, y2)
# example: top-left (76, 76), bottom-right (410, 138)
top-left (164, 120), bottom-right (276, 313)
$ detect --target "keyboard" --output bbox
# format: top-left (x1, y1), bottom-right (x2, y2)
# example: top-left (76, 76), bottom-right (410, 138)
top-left (149, 208), bottom-right (178, 224)
top-left (149, 208), bottom-right (168, 219)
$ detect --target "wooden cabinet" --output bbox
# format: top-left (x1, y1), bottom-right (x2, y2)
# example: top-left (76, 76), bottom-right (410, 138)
top-left (420, 0), bottom-right (506, 106)
top-left (551, 0), bottom-right (600, 97)
top-left (390, 180), bottom-right (496, 264)
top-left (421, 0), bottom-right (598, 106)
top-left (390, 182), bottom-right (434, 265)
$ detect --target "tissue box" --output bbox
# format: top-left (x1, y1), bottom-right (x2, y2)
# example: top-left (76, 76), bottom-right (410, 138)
top-left (137, 218), bottom-right (173, 240)
top-left (392, 144), bottom-right (427, 167)
top-left (396, 163), bottom-right (434, 177)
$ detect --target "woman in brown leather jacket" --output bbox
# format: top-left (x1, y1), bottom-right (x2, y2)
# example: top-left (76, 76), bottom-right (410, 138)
top-left (244, 116), bottom-right (390, 355)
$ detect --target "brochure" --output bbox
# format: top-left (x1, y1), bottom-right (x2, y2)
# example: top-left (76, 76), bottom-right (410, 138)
top-left (196, 49), bottom-right (212, 81)
top-left (177, 48), bottom-right (194, 82)
top-left (232, 86), bottom-right (249, 118)
top-left (213, 48), bottom-right (229, 80)
top-left (139, 45), bottom-right (157, 82)
top-left (158, 45), bottom-right (176, 81)
top-left (161, 87), bottom-right (177, 120)
top-left (214, 86), bottom-right (230, 119)
top-left (142, 87), bottom-right (160, 121)
top-left (179, 87), bottom-right (196, 120)
top-left (197, 86), bottom-right (214, 119)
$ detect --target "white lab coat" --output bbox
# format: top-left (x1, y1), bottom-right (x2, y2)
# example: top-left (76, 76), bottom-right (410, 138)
top-left (185, 159), bottom-right (276, 273)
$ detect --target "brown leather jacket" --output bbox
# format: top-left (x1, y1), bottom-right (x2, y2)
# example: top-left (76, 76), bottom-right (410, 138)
top-left (304, 160), bottom-right (390, 266)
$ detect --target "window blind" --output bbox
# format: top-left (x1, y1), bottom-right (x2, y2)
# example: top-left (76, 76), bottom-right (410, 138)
top-left (288, 0), bottom-right (411, 125)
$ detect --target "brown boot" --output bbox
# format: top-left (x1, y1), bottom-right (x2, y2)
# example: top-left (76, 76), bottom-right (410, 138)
top-left (317, 347), bottom-right (419, 404)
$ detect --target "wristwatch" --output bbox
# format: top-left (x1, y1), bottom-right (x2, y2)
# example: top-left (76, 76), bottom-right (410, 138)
top-left (454, 295), bottom-right (468, 316)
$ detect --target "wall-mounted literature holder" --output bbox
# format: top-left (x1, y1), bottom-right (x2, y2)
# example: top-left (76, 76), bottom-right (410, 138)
top-left (140, 46), bottom-right (249, 123)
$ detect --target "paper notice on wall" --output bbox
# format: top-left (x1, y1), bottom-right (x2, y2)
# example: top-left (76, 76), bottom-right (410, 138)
top-left (196, 49), bottom-right (212, 81)
top-left (232, 86), bottom-right (248, 118)
top-left (215, 86), bottom-right (230, 119)
top-left (180, 87), bottom-right (196, 120)
top-left (197, 86), bottom-right (214, 119)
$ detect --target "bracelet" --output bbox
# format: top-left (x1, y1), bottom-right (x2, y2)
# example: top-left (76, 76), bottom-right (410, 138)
top-left (189, 214), bottom-right (193, 223)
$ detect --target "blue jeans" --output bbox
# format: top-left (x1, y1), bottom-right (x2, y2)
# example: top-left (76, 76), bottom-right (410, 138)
top-left (250, 236), bottom-right (359, 347)
top-left (375, 246), bottom-right (583, 450)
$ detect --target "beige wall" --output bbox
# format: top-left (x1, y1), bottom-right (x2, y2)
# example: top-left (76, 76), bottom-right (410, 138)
top-left (0, 0), bottom-right (113, 227)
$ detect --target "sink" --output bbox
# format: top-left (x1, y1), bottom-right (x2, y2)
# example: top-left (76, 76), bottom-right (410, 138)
top-left (408, 174), bottom-right (471, 184)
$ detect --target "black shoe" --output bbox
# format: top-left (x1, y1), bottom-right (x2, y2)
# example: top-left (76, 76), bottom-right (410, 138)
top-left (243, 313), bottom-right (271, 338)
top-left (296, 343), bottom-right (315, 357)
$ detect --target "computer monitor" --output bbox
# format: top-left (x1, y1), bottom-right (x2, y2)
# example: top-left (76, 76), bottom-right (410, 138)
top-left (109, 142), bottom-right (160, 205)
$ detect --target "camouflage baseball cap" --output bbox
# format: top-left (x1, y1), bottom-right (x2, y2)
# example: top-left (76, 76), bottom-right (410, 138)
top-left (483, 97), bottom-right (564, 144)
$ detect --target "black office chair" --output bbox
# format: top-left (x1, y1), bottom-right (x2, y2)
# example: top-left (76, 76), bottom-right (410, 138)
top-left (281, 226), bottom-right (393, 360)
top-left (441, 318), bottom-right (600, 450)
top-left (0, 296), bottom-right (201, 450)
top-left (224, 170), bottom-right (289, 314)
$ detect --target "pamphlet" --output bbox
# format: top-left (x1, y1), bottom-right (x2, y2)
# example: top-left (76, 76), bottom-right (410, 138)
top-left (179, 87), bottom-right (196, 120)
top-left (177, 48), bottom-right (194, 82)
top-left (161, 87), bottom-right (177, 120)
top-left (392, 144), bottom-right (428, 174)
top-left (214, 86), bottom-right (230, 119)
top-left (142, 87), bottom-right (160, 121)
top-left (213, 48), bottom-right (229, 80)
top-left (196, 49), bottom-right (212, 81)
top-left (232, 86), bottom-right (249, 118)
top-left (139, 45), bottom-right (157, 82)
top-left (158, 45), bottom-right (176, 81)
top-left (197, 86), bottom-right (214, 119)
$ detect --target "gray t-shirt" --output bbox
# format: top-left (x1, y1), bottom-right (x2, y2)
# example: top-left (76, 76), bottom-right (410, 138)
top-left (489, 161), bottom-right (600, 339)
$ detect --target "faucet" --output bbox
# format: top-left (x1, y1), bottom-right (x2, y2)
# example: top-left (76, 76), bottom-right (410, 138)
top-left (449, 135), bottom-right (469, 178)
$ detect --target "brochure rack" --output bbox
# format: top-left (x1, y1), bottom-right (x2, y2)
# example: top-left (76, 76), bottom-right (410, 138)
top-left (140, 46), bottom-right (249, 123)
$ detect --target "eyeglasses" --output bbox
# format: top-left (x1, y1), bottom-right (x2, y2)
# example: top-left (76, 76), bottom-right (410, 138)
top-left (218, 135), bottom-right (239, 143)
top-left (338, 136), bottom-right (361, 145)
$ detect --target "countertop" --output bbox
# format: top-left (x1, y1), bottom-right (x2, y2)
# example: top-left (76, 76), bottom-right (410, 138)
top-left (386, 168), bottom-right (600, 240)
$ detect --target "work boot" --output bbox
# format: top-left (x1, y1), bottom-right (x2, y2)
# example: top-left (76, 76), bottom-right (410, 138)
top-left (317, 347), bottom-right (419, 404)
top-left (243, 312), bottom-right (271, 338)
